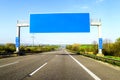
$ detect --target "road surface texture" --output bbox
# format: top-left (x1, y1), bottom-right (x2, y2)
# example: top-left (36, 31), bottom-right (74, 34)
top-left (0, 49), bottom-right (120, 80)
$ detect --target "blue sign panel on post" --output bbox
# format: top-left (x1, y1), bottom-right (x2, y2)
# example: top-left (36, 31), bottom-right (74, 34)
top-left (30, 13), bottom-right (90, 33)
top-left (99, 38), bottom-right (103, 49)
top-left (16, 37), bottom-right (20, 47)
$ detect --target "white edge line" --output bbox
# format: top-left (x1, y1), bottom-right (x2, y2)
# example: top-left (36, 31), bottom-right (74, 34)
top-left (0, 61), bottom-right (19, 68)
top-left (65, 50), bottom-right (101, 80)
top-left (29, 62), bottom-right (47, 76)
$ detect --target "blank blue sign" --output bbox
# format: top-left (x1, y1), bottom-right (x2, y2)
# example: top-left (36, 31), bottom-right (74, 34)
top-left (30, 13), bottom-right (90, 33)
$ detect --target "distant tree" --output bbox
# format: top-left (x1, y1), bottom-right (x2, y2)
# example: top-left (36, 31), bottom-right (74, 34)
top-left (103, 39), bottom-right (114, 56)
top-left (92, 41), bottom-right (98, 54)
top-left (0, 45), bottom-right (5, 54)
top-left (66, 45), bottom-right (72, 50)
top-left (4, 43), bottom-right (15, 53)
top-left (0, 45), bottom-right (5, 51)
top-left (71, 43), bottom-right (80, 52)
top-left (113, 37), bottom-right (120, 56)
top-left (66, 44), bottom-right (81, 53)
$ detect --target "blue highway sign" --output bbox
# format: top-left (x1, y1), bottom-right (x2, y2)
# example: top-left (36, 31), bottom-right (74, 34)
top-left (30, 13), bottom-right (90, 33)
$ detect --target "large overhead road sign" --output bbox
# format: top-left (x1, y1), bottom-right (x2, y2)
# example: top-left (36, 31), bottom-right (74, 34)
top-left (30, 13), bottom-right (90, 33)
top-left (16, 13), bottom-right (103, 54)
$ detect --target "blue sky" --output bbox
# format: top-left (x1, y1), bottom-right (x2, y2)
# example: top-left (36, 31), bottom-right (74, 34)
top-left (0, 0), bottom-right (120, 45)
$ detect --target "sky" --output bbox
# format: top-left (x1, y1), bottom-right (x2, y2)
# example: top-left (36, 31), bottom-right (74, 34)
top-left (0, 0), bottom-right (120, 45)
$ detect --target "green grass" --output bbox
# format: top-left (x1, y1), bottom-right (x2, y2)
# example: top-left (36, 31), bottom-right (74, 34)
top-left (104, 56), bottom-right (120, 60)
top-left (81, 44), bottom-right (94, 48)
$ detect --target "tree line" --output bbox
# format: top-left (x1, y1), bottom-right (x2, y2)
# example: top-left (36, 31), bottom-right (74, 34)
top-left (0, 43), bottom-right (59, 55)
top-left (66, 37), bottom-right (120, 57)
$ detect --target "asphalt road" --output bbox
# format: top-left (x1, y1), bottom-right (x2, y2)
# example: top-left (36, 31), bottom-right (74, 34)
top-left (0, 49), bottom-right (120, 80)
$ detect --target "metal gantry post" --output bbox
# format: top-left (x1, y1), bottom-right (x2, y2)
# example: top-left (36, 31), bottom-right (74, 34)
top-left (91, 19), bottom-right (103, 55)
top-left (16, 21), bottom-right (20, 53)
top-left (16, 20), bottom-right (29, 53)
top-left (98, 25), bottom-right (102, 54)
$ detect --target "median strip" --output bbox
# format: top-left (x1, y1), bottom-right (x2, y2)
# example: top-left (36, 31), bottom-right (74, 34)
top-left (29, 63), bottom-right (47, 76)
top-left (65, 50), bottom-right (101, 80)
top-left (0, 61), bottom-right (19, 68)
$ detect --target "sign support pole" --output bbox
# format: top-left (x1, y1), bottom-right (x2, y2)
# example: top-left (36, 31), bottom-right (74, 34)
top-left (15, 20), bottom-right (29, 53)
top-left (98, 25), bottom-right (102, 54)
top-left (91, 19), bottom-right (103, 56)
top-left (16, 21), bottom-right (20, 53)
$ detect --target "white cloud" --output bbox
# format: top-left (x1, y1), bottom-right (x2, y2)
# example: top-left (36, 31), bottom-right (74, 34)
top-left (81, 6), bottom-right (89, 9)
top-left (96, 0), bottom-right (104, 3)
top-left (70, 5), bottom-right (89, 10)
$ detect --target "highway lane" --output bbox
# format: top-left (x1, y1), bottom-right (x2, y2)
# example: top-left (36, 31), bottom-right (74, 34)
top-left (70, 53), bottom-right (120, 80)
top-left (0, 50), bottom-right (120, 80)
top-left (24, 51), bottom-right (94, 80)
top-left (0, 52), bottom-right (57, 80)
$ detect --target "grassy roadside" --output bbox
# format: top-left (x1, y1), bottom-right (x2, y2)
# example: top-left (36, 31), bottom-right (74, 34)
top-left (80, 53), bottom-right (120, 66)
top-left (104, 56), bottom-right (120, 61)
top-left (66, 50), bottom-right (120, 66)
top-left (0, 45), bottom-right (59, 59)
